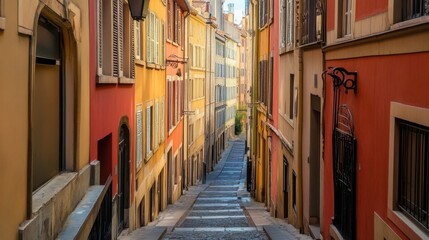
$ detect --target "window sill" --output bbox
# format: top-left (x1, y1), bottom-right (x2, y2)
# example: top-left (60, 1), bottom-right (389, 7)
top-left (172, 42), bottom-right (179, 47)
top-left (387, 209), bottom-right (429, 240)
top-left (145, 152), bottom-right (154, 162)
top-left (0, 17), bottom-right (6, 30)
top-left (391, 16), bottom-right (429, 31)
top-left (135, 59), bottom-right (145, 66)
top-left (33, 172), bottom-right (78, 214)
top-left (147, 63), bottom-right (156, 69)
top-left (97, 75), bottom-right (118, 84)
top-left (119, 77), bottom-right (134, 84)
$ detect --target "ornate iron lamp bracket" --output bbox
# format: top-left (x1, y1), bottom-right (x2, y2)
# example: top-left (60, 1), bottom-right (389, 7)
top-left (166, 54), bottom-right (188, 69)
top-left (322, 67), bottom-right (357, 94)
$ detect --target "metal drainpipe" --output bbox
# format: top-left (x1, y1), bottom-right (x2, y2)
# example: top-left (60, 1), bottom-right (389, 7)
top-left (184, 9), bottom-right (190, 190)
top-left (298, 0), bottom-right (304, 232)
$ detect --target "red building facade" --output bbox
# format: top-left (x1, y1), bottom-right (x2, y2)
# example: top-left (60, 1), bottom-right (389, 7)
top-left (323, 0), bottom-right (429, 239)
top-left (89, 0), bottom-right (135, 236)
top-left (165, 0), bottom-right (189, 203)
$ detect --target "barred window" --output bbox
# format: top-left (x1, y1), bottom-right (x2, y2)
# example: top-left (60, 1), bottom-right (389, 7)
top-left (397, 119), bottom-right (429, 232)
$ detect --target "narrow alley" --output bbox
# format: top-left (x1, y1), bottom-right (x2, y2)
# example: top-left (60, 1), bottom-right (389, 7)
top-left (121, 138), bottom-right (311, 240)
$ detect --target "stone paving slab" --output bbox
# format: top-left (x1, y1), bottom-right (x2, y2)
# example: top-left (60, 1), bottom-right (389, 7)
top-left (180, 217), bottom-right (249, 228)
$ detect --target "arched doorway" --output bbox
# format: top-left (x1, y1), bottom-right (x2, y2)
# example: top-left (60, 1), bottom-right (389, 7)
top-left (118, 124), bottom-right (130, 233)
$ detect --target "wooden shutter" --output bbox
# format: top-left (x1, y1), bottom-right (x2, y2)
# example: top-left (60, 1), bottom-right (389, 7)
top-left (160, 99), bottom-right (164, 141)
top-left (131, 18), bottom-right (135, 79)
top-left (119, 0), bottom-right (123, 77)
top-left (135, 21), bottom-right (141, 60)
top-left (136, 105), bottom-right (143, 169)
top-left (113, 0), bottom-right (119, 76)
top-left (146, 106), bottom-right (151, 156)
top-left (146, 13), bottom-right (150, 62)
top-left (155, 17), bottom-right (159, 64)
top-left (97, 0), bottom-right (103, 74)
top-left (161, 22), bottom-right (165, 66)
top-left (155, 101), bottom-right (159, 146)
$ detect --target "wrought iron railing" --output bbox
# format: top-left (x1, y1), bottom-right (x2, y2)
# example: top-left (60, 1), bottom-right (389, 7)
top-left (88, 177), bottom-right (112, 240)
top-left (402, 0), bottom-right (429, 21)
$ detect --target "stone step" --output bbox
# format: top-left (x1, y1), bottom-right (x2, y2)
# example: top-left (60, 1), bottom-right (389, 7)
top-left (179, 218), bottom-right (250, 228)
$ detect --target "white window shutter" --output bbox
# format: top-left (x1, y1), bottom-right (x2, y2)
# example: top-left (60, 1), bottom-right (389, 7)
top-left (136, 105), bottom-right (143, 169)
top-left (155, 102), bottom-right (159, 145)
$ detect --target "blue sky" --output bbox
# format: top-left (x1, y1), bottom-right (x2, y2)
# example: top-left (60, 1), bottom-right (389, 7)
top-left (223, 0), bottom-right (245, 24)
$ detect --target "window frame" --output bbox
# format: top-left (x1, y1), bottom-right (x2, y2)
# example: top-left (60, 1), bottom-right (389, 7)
top-left (0, 0), bottom-right (5, 30)
top-left (97, 0), bottom-right (134, 84)
top-left (388, 102), bottom-right (429, 239)
top-left (337, 0), bottom-right (353, 38)
top-left (145, 102), bottom-right (154, 159)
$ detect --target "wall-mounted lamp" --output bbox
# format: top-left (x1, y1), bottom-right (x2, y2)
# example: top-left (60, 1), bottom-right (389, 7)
top-left (128, 0), bottom-right (149, 20)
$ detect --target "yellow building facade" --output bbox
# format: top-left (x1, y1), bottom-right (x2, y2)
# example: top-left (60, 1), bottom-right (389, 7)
top-left (133, 0), bottom-right (167, 229)
top-left (0, 0), bottom-right (93, 239)
top-left (186, 9), bottom-right (206, 185)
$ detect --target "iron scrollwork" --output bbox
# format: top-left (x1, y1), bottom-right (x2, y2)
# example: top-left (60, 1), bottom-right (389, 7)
top-left (322, 66), bottom-right (358, 239)
top-left (323, 67), bottom-right (357, 94)
top-left (166, 54), bottom-right (188, 69)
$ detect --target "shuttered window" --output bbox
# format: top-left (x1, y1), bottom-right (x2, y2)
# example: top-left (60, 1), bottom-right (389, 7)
top-left (97, 0), bottom-right (134, 83)
top-left (287, 0), bottom-right (294, 46)
top-left (161, 22), bottom-right (165, 66)
top-left (155, 101), bottom-right (159, 146)
top-left (146, 105), bottom-right (153, 157)
top-left (136, 105), bottom-right (143, 169)
top-left (160, 99), bottom-right (164, 141)
top-left (135, 21), bottom-right (141, 60)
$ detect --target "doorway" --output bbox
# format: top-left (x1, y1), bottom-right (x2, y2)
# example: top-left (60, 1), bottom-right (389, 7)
top-left (283, 155), bottom-right (289, 218)
top-left (118, 124), bottom-right (130, 233)
top-left (167, 148), bottom-right (173, 204)
top-left (309, 95), bottom-right (321, 224)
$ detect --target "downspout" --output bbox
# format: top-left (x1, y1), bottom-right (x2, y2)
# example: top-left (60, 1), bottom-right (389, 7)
top-left (298, 0), bottom-right (304, 232)
top-left (183, 9), bottom-right (191, 190)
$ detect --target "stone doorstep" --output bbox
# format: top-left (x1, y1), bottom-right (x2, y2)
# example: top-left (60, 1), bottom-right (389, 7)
top-left (263, 225), bottom-right (297, 240)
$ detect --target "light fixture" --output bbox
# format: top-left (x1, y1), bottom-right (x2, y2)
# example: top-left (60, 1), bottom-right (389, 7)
top-left (128, 0), bottom-right (149, 20)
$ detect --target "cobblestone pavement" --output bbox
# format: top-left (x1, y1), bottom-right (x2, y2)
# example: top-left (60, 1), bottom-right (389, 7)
top-left (163, 139), bottom-right (269, 240)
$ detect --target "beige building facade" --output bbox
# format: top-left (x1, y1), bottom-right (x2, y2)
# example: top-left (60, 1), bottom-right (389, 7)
top-left (0, 0), bottom-right (95, 239)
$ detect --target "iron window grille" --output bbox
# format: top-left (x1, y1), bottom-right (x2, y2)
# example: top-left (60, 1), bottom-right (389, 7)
top-left (397, 119), bottom-right (429, 232)
top-left (402, 0), bottom-right (429, 21)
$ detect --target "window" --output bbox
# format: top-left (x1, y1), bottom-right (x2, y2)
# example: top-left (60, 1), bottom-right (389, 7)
top-left (280, 0), bottom-right (287, 48)
top-left (397, 120), bottom-right (429, 232)
top-left (189, 123), bottom-right (194, 144)
top-left (398, 0), bottom-right (429, 21)
top-left (155, 101), bottom-right (159, 147)
top-left (136, 105), bottom-right (143, 169)
top-left (174, 155), bottom-right (178, 184)
top-left (146, 12), bottom-right (163, 66)
top-left (33, 17), bottom-right (72, 190)
top-left (289, 74), bottom-right (294, 120)
top-left (389, 103), bottom-right (429, 237)
top-left (292, 171), bottom-right (297, 210)
top-left (0, 0), bottom-right (5, 30)
top-left (97, 0), bottom-right (134, 83)
top-left (160, 99), bottom-right (165, 141)
top-left (259, 0), bottom-right (269, 28)
top-left (268, 56), bottom-right (273, 115)
top-left (167, 0), bottom-right (172, 39)
top-left (146, 105), bottom-right (153, 158)
top-left (287, 0), bottom-right (294, 46)
top-left (135, 21), bottom-right (141, 60)
top-left (338, 0), bottom-right (352, 37)
top-left (302, 0), bottom-right (318, 44)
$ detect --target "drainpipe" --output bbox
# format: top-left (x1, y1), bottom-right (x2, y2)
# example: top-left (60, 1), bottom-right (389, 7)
top-left (183, 9), bottom-right (190, 191)
top-left (298, 0), bottom-right (304, 232)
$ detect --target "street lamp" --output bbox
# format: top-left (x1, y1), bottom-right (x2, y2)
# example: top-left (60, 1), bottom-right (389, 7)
top-left (128, 0), bottom-right (149, 20)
